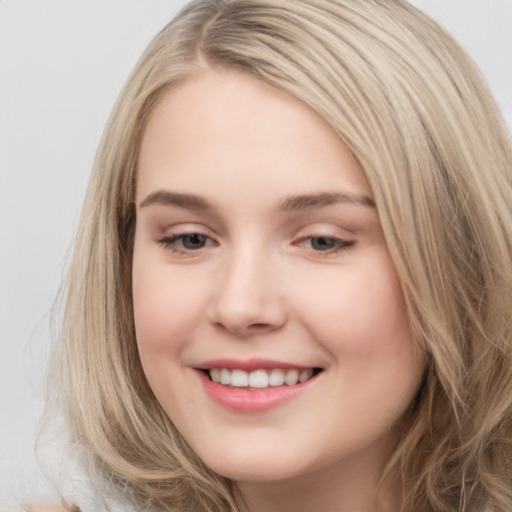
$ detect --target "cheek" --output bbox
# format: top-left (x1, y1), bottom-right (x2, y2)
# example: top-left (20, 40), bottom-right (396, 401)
top-left (291, 253), bottom-right (424, 404)
top-left (293, 256), bottom-right (411, 353)
top-left (132, 252), bottom-right (207, 356)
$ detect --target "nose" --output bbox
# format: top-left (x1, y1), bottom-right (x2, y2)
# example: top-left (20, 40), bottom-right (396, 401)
top-left (208, 248), bottom-right (288, 337)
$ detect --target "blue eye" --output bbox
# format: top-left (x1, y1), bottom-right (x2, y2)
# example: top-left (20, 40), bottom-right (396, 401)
top-left (300, 236), bottom-right (354, 254)
top-left (179, 234), bottom-right (209, 249)
top-left (159, 233), bottom-right (213, 252)
top-left (309, 236), bottom-right (339, 251)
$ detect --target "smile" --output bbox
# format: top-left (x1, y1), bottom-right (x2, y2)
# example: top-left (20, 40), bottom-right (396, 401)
top-left (196, 361), bottom-right (323, 412)
top-left (207, 367), bottom-right (317, 388)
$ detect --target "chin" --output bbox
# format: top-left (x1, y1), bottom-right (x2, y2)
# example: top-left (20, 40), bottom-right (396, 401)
top-left (211, 463), bottom-right (306, 482)
top-left (198, 446), bottom-right (322, 482)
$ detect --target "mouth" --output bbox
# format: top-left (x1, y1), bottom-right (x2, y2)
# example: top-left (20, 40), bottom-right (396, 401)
top-left (195, 360), bottom-right (324, 412)
top-left (201, 367), bottom-right (323, 389)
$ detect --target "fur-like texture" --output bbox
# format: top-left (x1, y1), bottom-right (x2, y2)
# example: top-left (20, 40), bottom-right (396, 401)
top-left (2, 406), bottom-right (137, 512)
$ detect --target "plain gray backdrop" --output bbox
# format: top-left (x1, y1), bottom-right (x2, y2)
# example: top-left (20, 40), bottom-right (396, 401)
top-left (1, 0), bottom-right (511, 504)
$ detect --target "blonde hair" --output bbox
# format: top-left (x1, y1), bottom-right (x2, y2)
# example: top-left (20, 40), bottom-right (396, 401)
top-left (52, 1), bottom-right (512, 510)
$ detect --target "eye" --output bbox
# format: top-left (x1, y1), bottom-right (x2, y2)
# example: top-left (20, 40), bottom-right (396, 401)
top-left (158, 232), bottom-right (216, 252)
top-left (298, 236), bottom-right (354, 255)
top-left (309, 236), bottom-right (341, 251)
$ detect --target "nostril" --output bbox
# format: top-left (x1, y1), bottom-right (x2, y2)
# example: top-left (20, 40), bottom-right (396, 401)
top-left (249, 322), bottom-right (273, 330)
top-left (212, 320), bottom-right (280, 336)
top-left (209, 282), bottom-right (288, 336)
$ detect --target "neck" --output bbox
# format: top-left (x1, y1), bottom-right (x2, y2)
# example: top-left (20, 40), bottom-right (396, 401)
top-left (233, 446), bottom-right (400, 512)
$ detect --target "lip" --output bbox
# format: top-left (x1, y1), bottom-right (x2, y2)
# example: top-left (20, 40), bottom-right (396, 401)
top-left (195, 360), bottom-right (321, 413)
top-left (196, 358), bottom-right (314, 371)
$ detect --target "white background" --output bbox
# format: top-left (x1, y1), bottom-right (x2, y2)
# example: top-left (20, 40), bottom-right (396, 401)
top-left (0, 0), bottom-right (511, 504)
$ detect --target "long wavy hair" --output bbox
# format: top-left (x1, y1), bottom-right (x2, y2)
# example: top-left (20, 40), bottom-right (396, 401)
top-left (51, 1), bottom-right (512, 510)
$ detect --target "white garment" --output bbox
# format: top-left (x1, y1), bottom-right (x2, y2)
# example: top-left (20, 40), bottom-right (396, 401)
top-left (1, 404), bottom-right (137, 512)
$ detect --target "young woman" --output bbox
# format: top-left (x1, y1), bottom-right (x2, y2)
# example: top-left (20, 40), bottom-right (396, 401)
top-left (31, 0), bottom-right (512, 510)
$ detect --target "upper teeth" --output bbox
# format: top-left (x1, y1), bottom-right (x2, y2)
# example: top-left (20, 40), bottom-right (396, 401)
top-left (209, 368), bottom-right (314, 388)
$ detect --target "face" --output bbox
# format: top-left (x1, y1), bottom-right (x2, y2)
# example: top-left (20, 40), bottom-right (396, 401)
top-left (133, 69), bottom-right (425, 484)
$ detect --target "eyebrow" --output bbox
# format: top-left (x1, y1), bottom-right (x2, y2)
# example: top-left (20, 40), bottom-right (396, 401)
top-left (139, 190), bottom-right (215, 211)
top-left (138, 189), bottom-right (375, 212)
top-left (279, 192), bottom-right (375, 210)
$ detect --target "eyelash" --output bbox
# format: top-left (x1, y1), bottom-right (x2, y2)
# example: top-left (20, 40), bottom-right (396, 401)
top-left (158, 233), bottom-right (216, 253)
top-left (158, 233), bottom-right (355, 257)
top-left (296, 236), bottom-right (355, 256)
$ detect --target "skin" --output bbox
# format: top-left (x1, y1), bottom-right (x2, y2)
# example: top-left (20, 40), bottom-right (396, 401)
top-left (133, 68), bottom-right (425, 512)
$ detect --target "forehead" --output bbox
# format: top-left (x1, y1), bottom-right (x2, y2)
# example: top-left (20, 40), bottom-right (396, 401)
top-left (137, 68), bottom-right (371, 206)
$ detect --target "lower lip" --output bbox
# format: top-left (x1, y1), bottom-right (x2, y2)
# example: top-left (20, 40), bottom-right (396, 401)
top-left (197, 371), bottom-right (318, 412)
